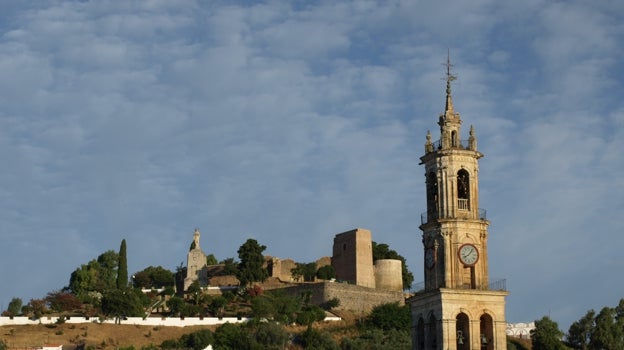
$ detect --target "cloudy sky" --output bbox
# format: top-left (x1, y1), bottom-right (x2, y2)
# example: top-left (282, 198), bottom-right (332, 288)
top-left (1, 0), bottom-right (622, 331)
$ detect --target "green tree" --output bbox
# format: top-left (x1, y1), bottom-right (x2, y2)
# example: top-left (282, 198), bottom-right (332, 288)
top-left (96, 250), bottom-right (120, 290)
top-left (236, 239), bottom-right (269, 287)
top-left (117, 239), bottom-right (128, 289)
top-left (6, 297), bottom-right (22, 316)
top-left (219, 257), bottom-right (239, 276)
top-left (69, 250), bottom-right (119, 297)
top-left (206, 254), bottom-right (218, 265)
top-left (182, 329), bottom-right (214, 350)
top-left (372, 242), bottom-right (414, 290)
top-left (567, 309), bottom-right (595, 350)
top-left (365, 302), bottom-right (411, 332)
top-left (590, 306), bottom-right (624, 349)
top-left (298, 327), bottom-right (339, 350)
top-left (341, 328), bottom-right (411, 350)
top-left (291, 262), bottom-right (317, 282)
top-left (101, 289), bottom-right (144, 319)
top-left (210, 296), bottom-right (227, 317)
top-left (316, 265), bottom-right (336, 280)
top-left (214, 322), bottom-right (250, 350)
top-left (167, 296), bottom-right (185, 317)
top-left (531, 316), bottom-right (566, 350)
top-left (253, 322), bottom-right (289, 349)
top-left (0, 339), bottom-right (7, 350)
top-left (132, 266), bottom-right (175, 289)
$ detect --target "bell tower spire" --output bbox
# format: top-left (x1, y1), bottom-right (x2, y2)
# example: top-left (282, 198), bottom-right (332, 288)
top-left (410, 55), bottom-right (508, 350)
top-left (437, 52), bottom-right (464, 150)
top-left (445, 50), bottom-right (456, 113)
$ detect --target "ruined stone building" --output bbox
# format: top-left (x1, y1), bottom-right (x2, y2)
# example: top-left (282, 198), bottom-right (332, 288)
top-left (409, 58), bottom-right (508, 350)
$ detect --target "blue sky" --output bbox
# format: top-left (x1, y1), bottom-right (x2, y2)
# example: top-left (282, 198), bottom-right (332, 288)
top-left (1, 0), bottom-right (623, 331)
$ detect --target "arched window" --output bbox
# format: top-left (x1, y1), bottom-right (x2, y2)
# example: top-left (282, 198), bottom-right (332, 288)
top-left (480, 314), bottom-right (494, 350)
top-left (426, 172), bottom-right (438, 220)
top-left (456, 313), bottom-right (470, 350)
top-left (416, 317), bottom-right (425, 350)
top-left (457, 169), bottom-right (470, 210)
top-left (428, 314), bottom-right (437, 349)
top-left (451, 130), bottom-right (458, 147)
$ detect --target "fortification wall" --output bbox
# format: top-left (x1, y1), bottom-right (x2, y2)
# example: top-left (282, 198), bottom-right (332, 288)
top-left (281, 281), bottom-right (404, 313)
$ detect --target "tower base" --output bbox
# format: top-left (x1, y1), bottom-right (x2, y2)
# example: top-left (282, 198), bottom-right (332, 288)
top-left (409, 288), bottom-right (508, 350)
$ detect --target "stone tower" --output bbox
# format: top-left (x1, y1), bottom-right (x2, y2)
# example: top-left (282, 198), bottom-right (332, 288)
top-left (184, 228), bottom-right (208, 291)
top-left (332, 228), bottom-right (375, 288)
top-left (409, 57), bottom-right (508, 350)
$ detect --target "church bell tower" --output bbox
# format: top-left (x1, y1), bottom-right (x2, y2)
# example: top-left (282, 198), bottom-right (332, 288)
top-left (409, 57), bottom-right (508, 350)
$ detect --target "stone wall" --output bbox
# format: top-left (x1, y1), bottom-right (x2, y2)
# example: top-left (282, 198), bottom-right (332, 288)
top-left (281, 281), bottom-right (404, 313)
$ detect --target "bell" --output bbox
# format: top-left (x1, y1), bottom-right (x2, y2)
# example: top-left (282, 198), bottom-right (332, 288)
top-left (481, 334), bottom-right (488, 344)
top-left (457, 331), bottom-right (464, 345)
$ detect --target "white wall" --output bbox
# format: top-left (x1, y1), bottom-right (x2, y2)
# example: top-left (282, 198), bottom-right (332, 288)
top-left (0, 316), bottom-right (248, 327)
top-left (0, 315), bottom-right (341, 327)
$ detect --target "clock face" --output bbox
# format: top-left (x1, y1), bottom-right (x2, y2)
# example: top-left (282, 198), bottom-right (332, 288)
top-left (458, 244), bottom-right (479, 266)
top-left (425, 248), bottom-right (435, 269)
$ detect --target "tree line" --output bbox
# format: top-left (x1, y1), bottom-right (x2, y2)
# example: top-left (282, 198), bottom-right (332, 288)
top-left (529, 298), bottom-right (624, 350)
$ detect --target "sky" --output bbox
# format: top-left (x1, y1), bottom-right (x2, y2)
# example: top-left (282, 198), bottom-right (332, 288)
top-left (0, 0), bottom-right (623, 332)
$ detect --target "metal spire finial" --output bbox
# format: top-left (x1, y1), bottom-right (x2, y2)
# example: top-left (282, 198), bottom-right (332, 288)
top-left (443, 49), bottom-right (457, 112)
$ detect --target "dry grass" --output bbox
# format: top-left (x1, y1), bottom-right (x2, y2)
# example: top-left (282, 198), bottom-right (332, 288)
top-left (0, 318), bottom-right (356, 349)
top-left (1, 323), bottom-right (215, 349)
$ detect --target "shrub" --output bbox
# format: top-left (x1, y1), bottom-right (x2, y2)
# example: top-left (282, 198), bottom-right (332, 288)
top-left (365, 302), bottom-right (411, 331)
top-left (253, 322), bottom-right (289, 349)
top-left (298, 327), bottom-right (339, 350)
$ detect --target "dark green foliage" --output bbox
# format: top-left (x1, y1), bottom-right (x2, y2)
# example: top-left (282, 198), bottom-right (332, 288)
top-left (219, 257), bottom-right (239, 276)
top-left (371, 242), bottom-right (414, 290)
top-left (161, 329), bottom-right (213, 350)
top-left (292, 262), bottom-right (317, 282)
top-left (531, 316), bottom-right (566, 350)
top-left (210, 296), bottom-right (227, 317)
top-left (590, 306), bottom-right (623, 349)
top-left (69, 250), bottom-right (119, 297)
top-left (6, 297), bottom-right (22, 316)
top-left (567, 309), bottom-right (595, 349)
top-left (101, 289), bottom-right (144, 318)
top-left (206, 253), bottom-right (218, 265)
top-left (132, 266), bottom-right (174, 288)
top-left (117, 239), bottom-right (128, 289)
top-left (365, 302), bottom-right (411, 332)
top-left (214, 322), bottom-right (251, 350)
top-left (298, 327), bottom-right (339, 350)
top-left (507, 338), bottom-right (530, 350)
top-left (322, 297), bottom-right (340, 310)
top-left (0, 339), bottom-right (7, 350)
top-left (253, 322), bottom-right (290, 349)
top-left (166, 296), bottom-right (185, 317)
top-left (316, 265), bottom-right (336, 280)
top-left (181, 329), bottom-right (214, 350)
top-left (341, 329), bottom-right (411, 350)
top-left (566, 299), bottom-right (624, 350)
top-left (251, 295), bottom-right (275, 319)
top-left (296, 305), bottom-right (326, 326)
top-left (237, 239), bottom-right (269, 287)
top-left (270, 291), bottom-right (301, 324)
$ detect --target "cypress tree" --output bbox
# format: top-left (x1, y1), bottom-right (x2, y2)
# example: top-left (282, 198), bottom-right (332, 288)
top-left (117, 239), bottom-right (128, 289)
